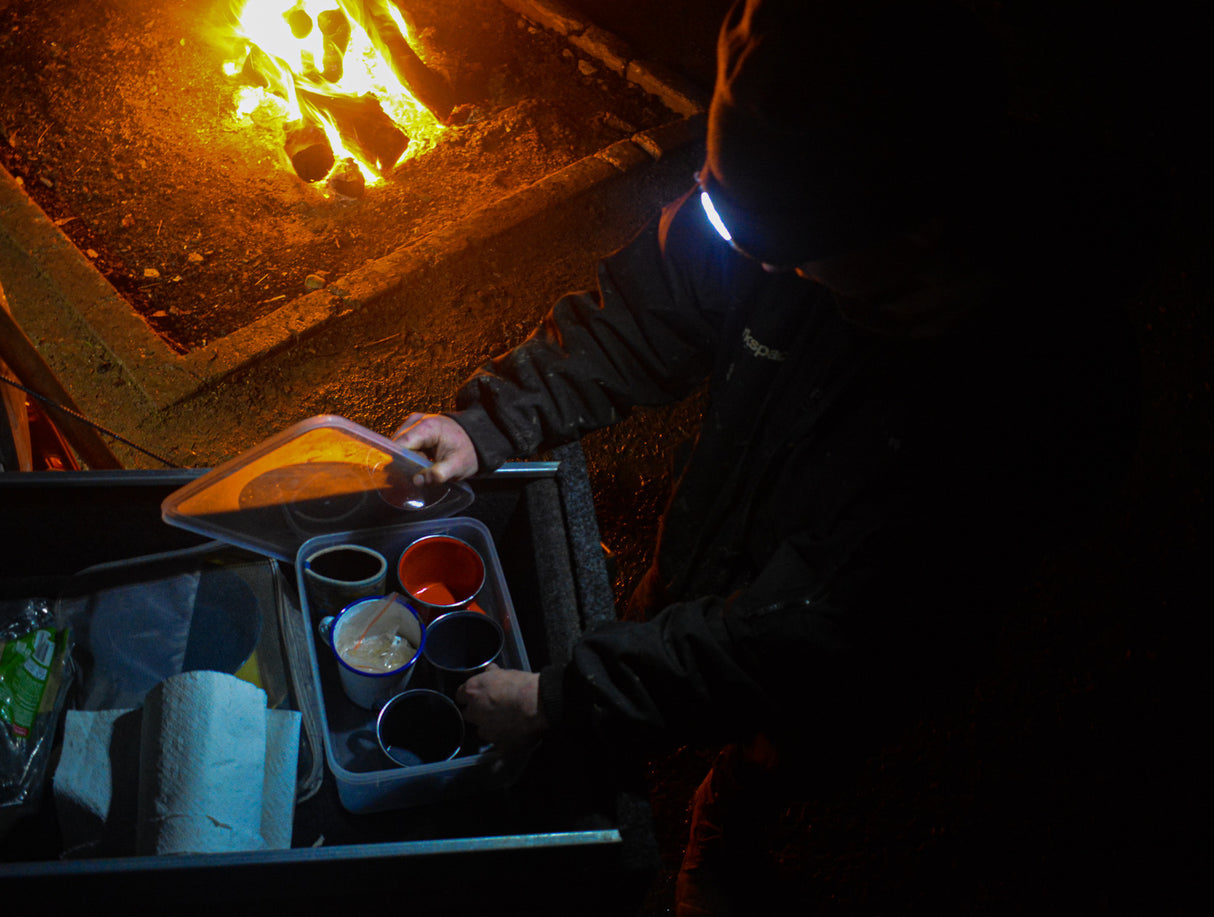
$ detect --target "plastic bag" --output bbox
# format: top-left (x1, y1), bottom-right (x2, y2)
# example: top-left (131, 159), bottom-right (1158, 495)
top-left (0, 596), bottom-right (74, 836)
top-left (54, 543), bottom-right (321, 803)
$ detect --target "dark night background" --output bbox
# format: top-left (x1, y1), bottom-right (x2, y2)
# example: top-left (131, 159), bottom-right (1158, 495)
top-left (566, 0), bottom-right (1210, 911)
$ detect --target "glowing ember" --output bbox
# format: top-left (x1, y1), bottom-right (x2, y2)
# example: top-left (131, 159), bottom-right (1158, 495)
top-left (222, 0), bottom-right (447, 191)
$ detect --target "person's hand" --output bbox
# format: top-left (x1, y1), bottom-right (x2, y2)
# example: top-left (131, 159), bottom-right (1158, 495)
top-left (455, 664), bottom-right (546, 749)
top-left (392, 413), bottom-right (479, 486)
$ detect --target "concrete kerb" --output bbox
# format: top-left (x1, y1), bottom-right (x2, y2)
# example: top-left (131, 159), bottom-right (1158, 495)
top-left (2, 0), bottom-right (709, 413)
top-left (501, 0), bottom-right (708, 116)
top-left (0, 166), bottom-right (190, 415)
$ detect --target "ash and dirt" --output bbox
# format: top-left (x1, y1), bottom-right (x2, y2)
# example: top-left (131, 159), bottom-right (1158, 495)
top-left (0, 0), bottom-right (673, 352)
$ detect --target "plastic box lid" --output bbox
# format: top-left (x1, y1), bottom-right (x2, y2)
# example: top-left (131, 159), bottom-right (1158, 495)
top-left (161, 416), bottom-right (473, 561)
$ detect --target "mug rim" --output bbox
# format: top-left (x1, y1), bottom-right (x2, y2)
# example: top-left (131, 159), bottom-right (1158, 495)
top-left (375, 687), bottom-right (464, 765)
top-left (397, 534), bottom-right (486, 609)
top-left (325, 594), bottom-right (425, 678)
top-left (421, 609), bottom-right (503, 675)
top-left (304, 542), bottom-right (389, 585)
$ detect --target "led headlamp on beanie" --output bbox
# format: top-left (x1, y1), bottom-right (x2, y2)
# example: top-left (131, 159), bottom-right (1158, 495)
top-left (700, 0), bottom-right (1007, 267)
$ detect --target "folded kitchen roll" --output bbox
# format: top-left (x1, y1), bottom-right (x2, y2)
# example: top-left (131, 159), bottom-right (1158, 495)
top-left (54, 707), bottom-right (142, 858)
top-left (55, 671), bottom-right (301, 856)
top-left (261, 706), bottom-right (302, 850)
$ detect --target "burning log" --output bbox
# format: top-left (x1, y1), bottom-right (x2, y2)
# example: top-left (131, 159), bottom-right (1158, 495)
top-left (285, 4), bottom-right (313, 39)
top-left (231, 2), bottom-right (441, 184)
top-left (317, 8), bottom-right (352, 83)
top-left (284, 121), bottom-right (335, 182)
top-left (341, 0), bottom-right (455, 122)
top-left (318, 8), bottom-right (351, 52)
top-left (329, 158), bottom-right (366, 198)
top-left (319, 43), bottom-right (343, 84)
top-left (298, 89), bottom-right (410, 174)
top-left (298, 49), bottom-right (323, 85)
top-left (0, 283), bottom-right (122, 470)
top-left (240, 45), bottom-right (278, 93)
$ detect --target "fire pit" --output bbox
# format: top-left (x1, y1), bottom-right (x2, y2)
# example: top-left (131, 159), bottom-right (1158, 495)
top-left (0, 0), bottom-right (704, 405)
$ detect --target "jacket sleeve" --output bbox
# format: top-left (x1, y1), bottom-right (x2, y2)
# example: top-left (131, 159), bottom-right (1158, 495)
top-left (534, 514), bottom-right (902, 758)
top-left (450, 189), bottom-right (735, 470)
top-left (536, 439), bottom-right (1069, 761)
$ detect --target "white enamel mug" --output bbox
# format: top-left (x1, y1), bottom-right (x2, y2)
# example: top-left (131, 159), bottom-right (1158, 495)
top-left (319, 594), bottom-right (424, 710)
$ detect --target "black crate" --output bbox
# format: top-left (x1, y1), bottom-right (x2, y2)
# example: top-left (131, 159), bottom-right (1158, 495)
top-left (0, 443), bottom-right (658, 915)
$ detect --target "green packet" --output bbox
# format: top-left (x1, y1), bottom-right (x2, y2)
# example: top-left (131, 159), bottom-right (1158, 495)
top-left (0, 628), bottom-right (69, 738)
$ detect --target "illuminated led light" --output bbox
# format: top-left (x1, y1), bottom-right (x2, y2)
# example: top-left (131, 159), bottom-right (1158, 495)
top-left (699, 189), bottom-right (734, 244)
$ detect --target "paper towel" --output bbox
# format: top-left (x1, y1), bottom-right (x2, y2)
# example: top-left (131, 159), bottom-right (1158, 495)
top-left (262, 707), bottom-right (302, 850)
top-left (136, 670), bottom-right (269, 855)
top-left (53, 708), bottom-right (141, 858)
top-left (55, 670), bottom-right (301, 856)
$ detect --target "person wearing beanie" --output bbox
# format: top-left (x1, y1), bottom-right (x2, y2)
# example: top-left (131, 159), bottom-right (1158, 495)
top-left (394, 0), bottom-right (1159, 911)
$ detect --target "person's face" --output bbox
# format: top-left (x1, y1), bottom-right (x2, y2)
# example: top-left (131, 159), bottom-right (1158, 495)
top-left (698, 172), bottom-right (944, 305)
top-left (774, 222), bottom-right (944, 304)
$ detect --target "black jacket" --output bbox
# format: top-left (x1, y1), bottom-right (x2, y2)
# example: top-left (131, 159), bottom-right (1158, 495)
top-left (451, 135), bottom-right (1149, 762)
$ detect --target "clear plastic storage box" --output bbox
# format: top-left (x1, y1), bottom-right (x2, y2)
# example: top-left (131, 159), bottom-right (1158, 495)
top-left (295, 515), bottom-right (531, 813)
top-left (158, 416), bottom-right (531, 812)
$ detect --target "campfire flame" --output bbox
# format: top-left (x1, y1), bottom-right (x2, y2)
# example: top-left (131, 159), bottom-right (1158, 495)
top-left (222, 0), bottom-right (446, 192)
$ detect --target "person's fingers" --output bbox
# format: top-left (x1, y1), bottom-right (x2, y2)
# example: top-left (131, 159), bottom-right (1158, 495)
top-left (456, 663), bottom-right (502, 704)
top-left (392, 413), bottom-right (435, 450)
top-left (392, 414), bottom-right (479, 485)
top-left (423, 449), bottom-right (466, 485)
top-left (390, 415), bottom-right (429, 446)
top-left (416, 451), bottom-right (460, 486)
top-left (395, 416), bottom-right (455, 484)
top-left (455, 664), bottom-right (503, 718)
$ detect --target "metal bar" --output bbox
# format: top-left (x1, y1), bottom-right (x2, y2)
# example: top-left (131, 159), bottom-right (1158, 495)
top-left (0, 829), bottom-right (622, 878)
top-left (486, 461), bottom-right (562, 478)
top-left (0, 468), bottom-right (203, 487)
